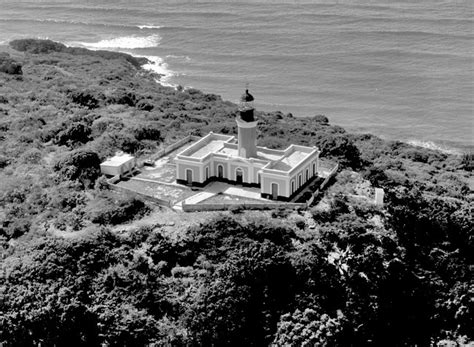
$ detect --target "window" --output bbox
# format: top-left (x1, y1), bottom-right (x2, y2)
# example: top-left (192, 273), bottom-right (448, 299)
top-left (217, 165), bottom-right (224, 178)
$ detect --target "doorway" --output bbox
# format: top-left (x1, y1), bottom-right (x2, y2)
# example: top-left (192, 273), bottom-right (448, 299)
top-left (236, 168), bottom-right (243, 184)
top-left (217, 165), bottom-right (224, 179)
top-left (186, 169), bottom-right (193, 185)
top-left (271, 183), bottom-right (278, 200)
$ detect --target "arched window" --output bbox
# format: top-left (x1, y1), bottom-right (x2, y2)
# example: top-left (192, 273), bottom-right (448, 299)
top-left (291, 180), bottom-right (295, 194)
top-left (217, 165), bottom-right (224, 178)
top-left (305, 169), bottom-right (309, 181)
top-left (312, 163), bottom-right (316, 176)
top-left (205, 166), bottom-right (209, 180)
top-left (298, 174), bottom-right (302, 188)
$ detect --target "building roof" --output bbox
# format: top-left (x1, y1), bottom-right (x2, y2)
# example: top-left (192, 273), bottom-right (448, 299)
top-left (268, 150), bottom-right (309, 171)
top-left (100, 152), bottom-right (135, 167)
top-left (190, 139), bottom-right (226, 158)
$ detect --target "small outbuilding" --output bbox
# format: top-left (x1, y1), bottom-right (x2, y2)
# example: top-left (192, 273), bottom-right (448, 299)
top-left (100, 152), bottom-right (136, 177)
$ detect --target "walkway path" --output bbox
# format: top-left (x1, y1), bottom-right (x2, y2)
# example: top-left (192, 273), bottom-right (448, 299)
top-left (183, 191), bottom-right (216, 204)
top-left (206, 181), bottom-right (265, 200)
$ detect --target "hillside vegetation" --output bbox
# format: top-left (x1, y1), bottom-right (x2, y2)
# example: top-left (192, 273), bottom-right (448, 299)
top-left (0, 39), bottom-right (472, 346)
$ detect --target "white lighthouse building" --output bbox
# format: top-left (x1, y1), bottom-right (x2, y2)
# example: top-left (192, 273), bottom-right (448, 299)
top-left (175, 89), bottom-right (320, 201)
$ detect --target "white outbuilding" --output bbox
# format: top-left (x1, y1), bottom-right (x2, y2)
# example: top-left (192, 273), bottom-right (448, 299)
top-left (100, 152), bottom-right (136, 177)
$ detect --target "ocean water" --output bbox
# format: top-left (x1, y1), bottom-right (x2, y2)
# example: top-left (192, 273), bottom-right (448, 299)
top-left (0, 0), bottom-right (472, 152)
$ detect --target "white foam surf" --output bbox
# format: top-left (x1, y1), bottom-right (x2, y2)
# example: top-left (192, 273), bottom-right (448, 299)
top-left (70, 34), bottom-right (161, 50)
top-left (137, 55), bottom-right (177, 88)
top-left (137, 24), bottom-right (162, 29)
top-left (407, 140), bottom-right (461, 155)
top-left (166, 54), bottom-right (191, 62)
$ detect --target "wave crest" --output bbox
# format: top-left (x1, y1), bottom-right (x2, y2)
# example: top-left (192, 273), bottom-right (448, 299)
top-left (407, 140), bottom-right (461, 155)
top-left (70, 34), bottom-right (161, 50)
top-left (137, 55), bottom-right (176, 88)
top-left (137, 24), bottom-right (162, 29)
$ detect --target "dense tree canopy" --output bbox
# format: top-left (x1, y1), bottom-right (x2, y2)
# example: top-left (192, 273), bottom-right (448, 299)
top-left (0, 39), bottom-right (472, 346)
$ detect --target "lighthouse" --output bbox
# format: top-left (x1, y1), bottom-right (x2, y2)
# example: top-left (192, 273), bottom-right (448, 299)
top-left (236, 89), bottom-right (258, 158)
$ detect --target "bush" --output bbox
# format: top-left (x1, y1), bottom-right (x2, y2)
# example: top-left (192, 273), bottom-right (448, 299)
top-left (316, 134), bottom-right (361, 168)
top-left (132, 123), bottom-right (162, 141)
top-left (0, 53), bottom-right (22, 75)
top-left (87, 195), bottom-right (150, 225)
top-left (53, 149), bottom-right (101, 187)
top-left (54, 122), bottom-right (92, 146)
top-left (10, 39), bottom-right (66, 54)
top-left (69, 89), bottom-right (103, 109)
top-left (0, 155), bottom-right (9, 168)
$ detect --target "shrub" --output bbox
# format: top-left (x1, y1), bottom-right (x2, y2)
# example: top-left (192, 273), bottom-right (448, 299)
top-left (53, 149), bottom-right (101, 187)
top-left (0, 53), bottom-right (22, 75)
top-left (132, 123), bottom-right (162, 141)
top-left (54, 122), bottom-right (92, 146)
top-left (69, 89), bottom-right (103, 109)
top-left (136, 99), bottom-right (154, 111)
top-left (10, 39), bottom-right (66, 53)
top-left (0, 155), bottom-right (9, 168)
top-left (87, 195), bottom-right (149, 225)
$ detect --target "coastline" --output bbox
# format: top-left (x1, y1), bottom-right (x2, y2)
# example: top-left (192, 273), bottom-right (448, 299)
top-left (1, 38), bottom-right (471, 155)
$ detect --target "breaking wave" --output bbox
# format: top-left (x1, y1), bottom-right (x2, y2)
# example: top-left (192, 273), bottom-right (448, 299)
top-left (407, 140), bottom-right (461, 155)
top-left (137, 24), bottom-right (162, 29)
top-left (137, 55), bottom-right (177, 88)
top-left (69, 34), bottom-right (161, 50)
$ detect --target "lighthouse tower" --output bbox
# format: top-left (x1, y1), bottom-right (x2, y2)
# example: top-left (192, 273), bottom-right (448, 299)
top-left (236, 89), bottom-right (258, 158)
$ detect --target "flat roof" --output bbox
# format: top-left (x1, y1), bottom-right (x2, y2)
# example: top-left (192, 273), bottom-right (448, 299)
top-left (101, 153), bottom-right (135, 167)
top-left (270, 150), bottom-right (309, 171)
top-left (190, 139), bottom-right (226, 158)
top-left (215, 146), bottom-right (283, 162)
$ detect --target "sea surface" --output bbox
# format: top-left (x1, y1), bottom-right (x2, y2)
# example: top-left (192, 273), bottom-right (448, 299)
top-left (1, 0), bottom-right (472, 152)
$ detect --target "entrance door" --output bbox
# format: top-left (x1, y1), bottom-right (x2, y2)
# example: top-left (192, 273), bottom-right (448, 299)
top-left (236, 168), bottom-right (243, 184)
top-left (218, 165), bottom-right (223, 179)
top-left (271, 183), bottom-right (278, 200)
top-left (186, 169), bottom-right (193, 185)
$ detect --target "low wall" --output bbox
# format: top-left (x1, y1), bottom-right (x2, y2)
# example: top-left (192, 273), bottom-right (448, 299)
top-left (182, 201), bottom-right (307, 212)
top-left (108, 183), bottom-right (172, 207)
top-left (146, 134), bottom-right (201, 163)
top-left (306, 164), bottom-right (339, 206)
top-left (107, 175), bottom-right (121, 184)
top-left (319, 164), bottom-right (339, 190)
